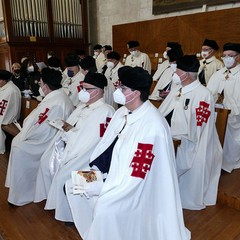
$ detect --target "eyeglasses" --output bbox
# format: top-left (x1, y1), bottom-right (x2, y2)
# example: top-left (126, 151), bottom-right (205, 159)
top-left (222, 54), bottom-right (239, 58)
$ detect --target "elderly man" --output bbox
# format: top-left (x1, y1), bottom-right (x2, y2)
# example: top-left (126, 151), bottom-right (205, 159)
top-left (0, 70), bottom-right (21, 154)
top-left (66, 66), bottom-right (190, 240)
top-left (150, 42), bottom-right (183, 99)
top-left (159, 55), bottom-right (222, 210)
top-left (38, 72), bottom-right (115, 223)
top-left (207, 43), bottom-right (240, 173)
top-left (198, 39), bottom-right (223, 85)
top-left (104, 51), bottom-right (123, 109)
top-left (62, 52), bottom-right (84, 107)
top-left (5, 68), bottom-right (74, 206)
top-left (125, 40), bottom-right (151, 74)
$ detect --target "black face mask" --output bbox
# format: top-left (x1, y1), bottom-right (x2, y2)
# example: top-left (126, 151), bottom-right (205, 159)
top-left (14, 69), bottom-right (21, 75)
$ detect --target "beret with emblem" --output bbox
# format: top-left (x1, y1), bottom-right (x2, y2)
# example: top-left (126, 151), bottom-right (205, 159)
top-left (84, 72), bottom-right (107, 89)
top-left (223, 42), bottom-right (240, 54)
top-left (203, 39), bottom-right (219, 51)
top-left (177, 55), bottom-right (200, 72)
top-left (41, 67), bottom-right (62, 89)
top-left (118, 66), bottom-right (152, 90)
top-left (127, 41), bottom-right (140, 49)
top-left (0, 70), bottom-right (12, 81)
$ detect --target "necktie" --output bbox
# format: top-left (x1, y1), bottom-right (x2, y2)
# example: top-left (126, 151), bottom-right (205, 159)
top-left (198, 60), bottom-right (206, 85)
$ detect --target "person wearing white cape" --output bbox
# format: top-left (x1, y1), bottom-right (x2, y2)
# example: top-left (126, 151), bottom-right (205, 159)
top-left (0, 70), bottom-right (21, 154)
top-left (66, 66), bottom-right (190, 240)
top-left (41, 72), bottom-right (115, 222)
top-left (159, 55), bottom-right (223, 210)
top-left (5, 68), bottom-right (74, 206)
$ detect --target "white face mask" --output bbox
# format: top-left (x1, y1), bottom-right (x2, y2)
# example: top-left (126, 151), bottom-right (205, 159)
top-left (201, 51), bottom-right (209, 59)
top-left (107, 61), bottom-right (115, 69)
top-left (28, 65), bottom-right (34, 73)
top-left (163, 51), bottom-right (168, 59)
top-left (130, 50), bottom-right (139, 57)
top-left (172, 73), bottom-right (181, 85)
top-left (170, 63), bottom-right (177, 72)
top-left (113, 88), bottom-right (126, 105)
top-left (222, 56), bottom-right (235, 69)
top-left (39, 87), bottom-right (45, 97)
top-left (94, 51), bottom-right (99, 57)
top-left (78, 90), bottom-right (90, 103)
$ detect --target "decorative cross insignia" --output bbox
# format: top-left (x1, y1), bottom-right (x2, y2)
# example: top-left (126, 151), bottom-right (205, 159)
top-left (77, 81), bottom-right (84, 93)
top-left (130, 143), bottom-right (155, 179)
top-left (0, 99), bottom-right (8, 116)
top-left (113, 80), bottom-right (120, 89)
top-left (196, 101), bottom-right (211, 126)
top-left (100, 117), bottom-right (111, 137)
top-left (36, 108), bottom-right (50, 125)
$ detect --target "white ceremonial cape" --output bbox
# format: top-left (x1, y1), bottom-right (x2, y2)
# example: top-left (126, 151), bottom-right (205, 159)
top-left (44, 98), bottom-right (115, 222)
top-left (207, 64), bottom-right (240, 172)
top-left (5, 88), bottom-right (74, 206)
top-left (159, 80), bottom-right (223, 210)
top-left (198, 56), bottom-right (223, 84)
top-left (0, 81), bottom-right (21, 153)
top-left (67, 100), bottom-right (190, 240)
top-left (62, 70), bottom-right (85, 107)
top-left (125, 51), bottom-right (151, 74)
top-left (104, 62), bottom-right (123, 109)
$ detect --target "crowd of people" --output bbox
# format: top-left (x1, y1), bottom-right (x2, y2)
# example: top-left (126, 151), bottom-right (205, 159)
top-left (0, 39), bottom-right (240, 239)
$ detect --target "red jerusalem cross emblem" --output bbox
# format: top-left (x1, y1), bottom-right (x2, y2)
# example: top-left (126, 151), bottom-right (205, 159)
top-left (36, 108), bottom-right (50, 125)
top-left (0, 99), bottom-right (8, 116)
top-left (196, 101), bottom-right (211, 126)
top-left (100, 117), bottom-right (111, 137)
top-left (130, 143), bottom-right (155, 179)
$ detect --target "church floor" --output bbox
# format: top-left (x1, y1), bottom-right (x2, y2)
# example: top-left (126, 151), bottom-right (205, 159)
top-left (1, 152), bottom-right (240, 240)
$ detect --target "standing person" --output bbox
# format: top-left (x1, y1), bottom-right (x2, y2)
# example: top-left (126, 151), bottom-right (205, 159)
top-left (40, 72), bottom-right (115, 223)
top-left (5, 68), bottom-right (74, 206)
top-left (104, 51), bottom-right (123, 109)
top-left (11, 62), bottom-right (25, 91)
top-left (198, 39), bottom-right (223, 85)
top-left (66, 66), bottom-right (190, 240)
top-left (101, 45), bottom-right (112, 74)
top-left (159, 55), bottom-right (222, 210)
top-left (207, 43), bottom-right (240, 173)
top-left (93, 44), bottom-right (105, 73)
top-left (125, 41), bottom-right (151, 74)
top-left (0, 70), bottom-right (21, 154)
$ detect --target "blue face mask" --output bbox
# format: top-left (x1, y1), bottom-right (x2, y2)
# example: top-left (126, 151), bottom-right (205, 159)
top-left (67, 69), bottom-right (74, 78)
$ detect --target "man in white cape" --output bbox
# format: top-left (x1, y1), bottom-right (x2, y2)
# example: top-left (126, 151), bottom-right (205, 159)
top-left (207, 42), bottom-right (240, 173)
top-left (0, 70), bottom-right (21, 154)
top-left (66, 66), bottom-right (190, 240)
top-left (159, 55), bottom-right (223, 210)
top-left (5, 68), bottom-right (74, 206)
top-left (40, 72), bottom-right (115, 223)
top-left (125, 41), bottom-right (151, 74)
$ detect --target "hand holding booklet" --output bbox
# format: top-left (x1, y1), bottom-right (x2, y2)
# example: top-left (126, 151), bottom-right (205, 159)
top-left (48, 119), bottom-right (77, 132)
top-left (71, 170), bottom-right (103, 198)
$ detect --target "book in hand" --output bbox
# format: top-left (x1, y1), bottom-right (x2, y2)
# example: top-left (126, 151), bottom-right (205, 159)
top-left (71, 170), bottom-right (103, 197)
top-left (47, 119), bottom-right (77, 132)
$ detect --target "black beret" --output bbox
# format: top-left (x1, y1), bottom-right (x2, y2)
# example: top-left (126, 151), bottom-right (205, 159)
top-left (79, 56), bottom-right (96, 71)
top-left (41, 68), bottom-right (62, 88)
top-left (93, 44), bottom-right (102, 50)
top-left (167, 47), bottom-right (183, 62)
top-left (127, 41), bottom-right (140, 49)
top-left (118, 66), bottom-right (152, 90)
top-left (167, 42), bottom-right (182, 50)
top-left (0, 70), bottom-right (12, 81)
top-left (203, 39), bottom-right (219, 51)
top-left (104, 45), bottom-right (112, 51)
top-left (177, 55), bottom-right (200, 72)
top-left (223, 42), bottom-right (240, 53)
top-left (107, 51), bottom-right (121, 61)
top-left (84, 72), bottom-right (107, 89)
top-left (65, 52), bottom-right (80, 67)
top-left (48, 56), bottom-right (61, 68)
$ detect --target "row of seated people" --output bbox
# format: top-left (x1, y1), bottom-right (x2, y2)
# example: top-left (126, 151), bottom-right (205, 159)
top-left (1, 40), bottom-right (240, 239)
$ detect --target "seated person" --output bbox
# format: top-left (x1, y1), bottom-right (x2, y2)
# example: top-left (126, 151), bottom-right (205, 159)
top-left (207, 43), bottom-right (240, 173)
top-left (5, 68), bottom-right (74, 206)
top-left (150, 42), bottom-right (183, 99)
top-left (36, 73), bottom-right (115, 223)
top-left (159, 55), bottom-right (222, 210)
top-left (66, 66), bottom-right (190, 240)
top-left (0, 70), bottom-right (21, 154)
